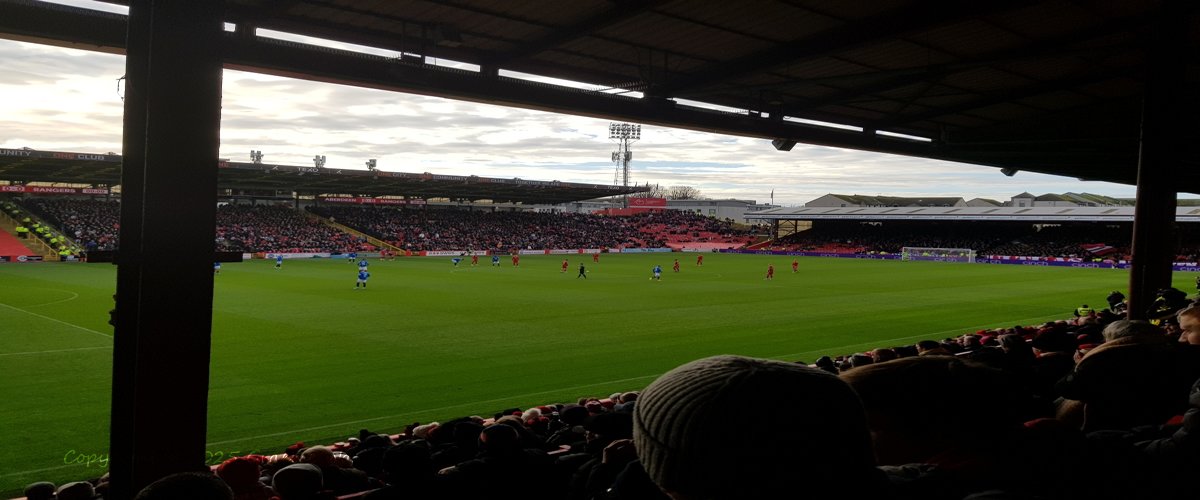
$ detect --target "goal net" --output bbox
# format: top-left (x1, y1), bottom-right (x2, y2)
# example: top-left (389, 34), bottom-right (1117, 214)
top-left (900, 247), bottom-right (976, 263)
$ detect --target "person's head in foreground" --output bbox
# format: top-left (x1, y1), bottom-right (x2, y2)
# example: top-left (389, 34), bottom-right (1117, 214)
top-left (633, 355), bottom-right (880, 499)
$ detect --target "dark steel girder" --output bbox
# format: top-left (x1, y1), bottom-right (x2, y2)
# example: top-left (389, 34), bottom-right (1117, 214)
top-left (657, 0), bottom-right (1035, 96)
top-left (0, 0), bottom-right (126, 53)
top-left (871, 65), bottom-right (1141, 130)
top-left (0, 2), bottom-right (945, 166)
top-left (946, 96), bottom-right (1143, 145)
top-left (230, 0), bottom-right (305, 25)
top-left (223, 36), bottom-right (934, 159)
top-left (221, 2), bottom-right (691, 90)
top-left (5, 0), bottom-right (1186, 193)
top-left (487, 0), bottom-right (669, 66)
top-left (768, 19), bottom-right (1149, 114)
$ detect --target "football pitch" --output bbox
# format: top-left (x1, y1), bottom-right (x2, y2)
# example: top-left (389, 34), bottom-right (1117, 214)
top-left (1, 253), bottom-right (1194, 493)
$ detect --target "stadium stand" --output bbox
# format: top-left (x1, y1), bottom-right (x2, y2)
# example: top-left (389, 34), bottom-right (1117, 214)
top-left (9, 198), bottom-right (1200, 499)
top-left (5, 198), bottom-right (753, 257)
top-left (0, 224), bottom-right (36, 260)
top-left (308, 206), bottom-right (649, 251)
top-left (627, 210), bottom-right (756, 250)
top-left (8, 199), bottom-right (370, 254)
top-left (763, 221), bottom-right (1140, 260)
top-left (215, 204), bottom-right (368, 254)
top-left (17, 198), bottom-right (119, 254)
top-left (307, 206), bottom-right (752, 252)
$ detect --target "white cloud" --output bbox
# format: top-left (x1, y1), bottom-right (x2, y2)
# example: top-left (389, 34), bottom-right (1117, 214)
top-left (0, 37), bottom-right (1158, 205)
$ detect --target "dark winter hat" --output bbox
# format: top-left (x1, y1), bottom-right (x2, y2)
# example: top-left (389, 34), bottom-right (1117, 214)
top-left (56, 482), bottom-right (96, 500)
top-left (1056, 341), bottom-right (1200, 430)
top-left (583, 412), bottom-right (633, 439)
top-left (478, 423), bottom-right (520, 453)
top-left (559, 404), bottom-right (589, 425)
top-left (24, 482), bottom-right (57, 500)
top-left (216, 457), bottom-right (262, 490)
top-left (633, 355), bottom-right (876, 498)
top-left (272, 464), bottom-right (322, 499)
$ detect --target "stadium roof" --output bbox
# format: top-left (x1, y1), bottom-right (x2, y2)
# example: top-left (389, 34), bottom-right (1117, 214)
top-left (0, 148), bottom-right (644, 204)
top-left (2, 1), bottom-right (1198, 193)
top-left (821, 194), bottom-right (967, 207)
top-left (748, 205), bottom-right (1200, 223)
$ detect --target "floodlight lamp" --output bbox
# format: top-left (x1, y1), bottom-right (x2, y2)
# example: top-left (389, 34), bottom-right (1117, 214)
top-left (250, 150), bottom-right (263, 164)
top-left (313, 155), bottom-right (327, 168)
top-left (366, 159), bottom-right (377, 171)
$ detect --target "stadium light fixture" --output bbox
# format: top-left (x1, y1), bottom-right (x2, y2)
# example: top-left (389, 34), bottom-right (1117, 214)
top-left (313, 155), bottom-right (327, 169)
top-left (250, 150), bottom-right (263, 164)
top-left (366, 159), bottom-right (377, 171)
top-left (609, 122), bottom-right (641, 140)
top-left (609, 122), bottom-right (641, 208)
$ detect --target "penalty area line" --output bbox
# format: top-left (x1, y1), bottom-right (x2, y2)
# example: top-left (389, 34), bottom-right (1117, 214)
top-left (0, 301), bottom-right (112, 339)
top-left (0, 345), bottom-right (111, 357)
top-left (23, 289), bottom-right (81, 308)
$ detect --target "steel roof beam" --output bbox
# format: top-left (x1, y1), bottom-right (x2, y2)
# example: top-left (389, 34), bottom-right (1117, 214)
top-left (658, 0), bottom-right (1033, 95)
top-left (488, 0), bottom-right (668, 66)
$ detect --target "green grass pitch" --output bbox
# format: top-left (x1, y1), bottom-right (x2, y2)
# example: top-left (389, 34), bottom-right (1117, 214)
top-left (1, 253), bottom-right (1195, 493)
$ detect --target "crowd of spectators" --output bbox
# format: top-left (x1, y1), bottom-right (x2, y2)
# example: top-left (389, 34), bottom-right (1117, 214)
top-left (1177, 224), bottom-right (1200, 261)
top-left (216, 204), bottom-right (367, 254)
top-left (14, 198), bottom-right (120, 253)
top-left (765, 221), bottom-right (1145, 260)
top-left (625, 210), bottom-right (758, 247)
top-left (308, 206), bottom-right (753, 252)
top-left (6, 198), bottom-right (753, 256)
top-left (309, 206), bottom-right (650, 251)
top-left (7, 199), bottom-right (372, 254)
top-left (26, 289), bottom-right (1200, 500)
top-left (8, 199), bottom-right (1198, 261)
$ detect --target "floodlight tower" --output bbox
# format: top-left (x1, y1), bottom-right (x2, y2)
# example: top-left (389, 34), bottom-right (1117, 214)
top-left (250, 150), bottom-right (263, 164)
top-left (313, 155), bottom-right (326, 169)
top-left (609, 122), bottom-right (640, 207)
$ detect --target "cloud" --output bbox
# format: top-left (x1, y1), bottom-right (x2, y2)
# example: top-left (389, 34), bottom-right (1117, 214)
top-left (0, 38), bottom-right (1161, 206)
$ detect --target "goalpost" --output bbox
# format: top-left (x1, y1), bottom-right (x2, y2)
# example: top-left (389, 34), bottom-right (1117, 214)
top-left (900, 247), bottom-right (976, 263)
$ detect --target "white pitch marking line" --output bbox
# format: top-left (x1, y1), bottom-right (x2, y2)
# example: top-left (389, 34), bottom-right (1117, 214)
top-left (0, 345), bottom-right (112, 357)
top-left (24, 290), bottom-right (81, 308)
top-left (0, 301), bottom-right (113, 338)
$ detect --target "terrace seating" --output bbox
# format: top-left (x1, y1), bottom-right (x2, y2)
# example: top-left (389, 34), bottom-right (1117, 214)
top-left (630, 211), bottom-right (753, 249)
top-left (765, 221), bottom-right (1142, 260)
top-left (306, 206), bottom-right (751, 252)
top-left (7, 199), bottom-right (758, 255)
top-left (216, 205), bottom-right (365, 253)
top-left (7, 199), bottom-right (370, 254)
top-left (11, 197), bottom-right (116, 255)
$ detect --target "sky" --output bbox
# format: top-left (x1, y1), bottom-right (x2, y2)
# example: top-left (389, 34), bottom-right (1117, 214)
top-left (0, 0), bottom-right (1168, 207)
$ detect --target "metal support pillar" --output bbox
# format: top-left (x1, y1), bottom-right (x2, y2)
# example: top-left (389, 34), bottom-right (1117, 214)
top-left (109, 1), bottom-right (225, 498)
top-left (1127, 0), bottom-right (1185, 319)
